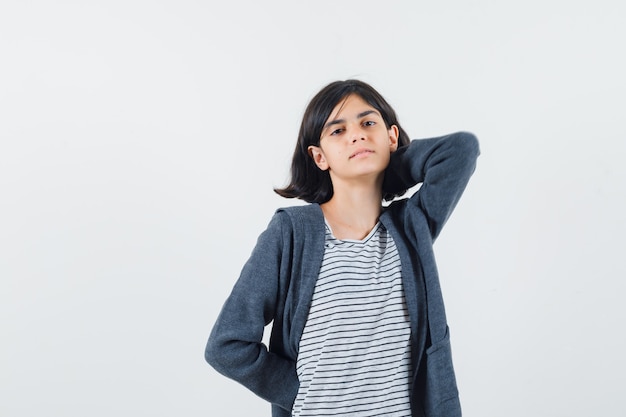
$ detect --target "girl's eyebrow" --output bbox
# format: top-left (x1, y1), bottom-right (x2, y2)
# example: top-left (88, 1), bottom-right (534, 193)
top-left (323, 109), bottom-right (380, 130)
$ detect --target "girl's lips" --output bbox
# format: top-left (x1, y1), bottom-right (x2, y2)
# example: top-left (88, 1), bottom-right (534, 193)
top-left (349, 149), bottom-right (374, 159)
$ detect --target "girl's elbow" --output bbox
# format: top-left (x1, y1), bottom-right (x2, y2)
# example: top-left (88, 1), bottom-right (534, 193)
top-left (204, 339), bottom-right (216, 366)
top-left (204, 335), bottom-right (225, 370)
top-left (452, 131), bottom-right (480, 157)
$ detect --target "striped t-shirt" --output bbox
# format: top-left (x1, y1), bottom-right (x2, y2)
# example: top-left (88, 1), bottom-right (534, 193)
top-left (292, 221), bottom-right (412, 417)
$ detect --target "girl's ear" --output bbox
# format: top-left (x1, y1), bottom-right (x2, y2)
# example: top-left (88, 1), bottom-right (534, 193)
top-left (389, 125), bottom-right (400, 152)
top-left (308, 145), bottom-right (329, 171)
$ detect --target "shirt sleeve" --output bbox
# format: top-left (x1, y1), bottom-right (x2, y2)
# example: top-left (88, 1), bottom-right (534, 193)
top-left (383, 131), bottom-right (480, 240)
top-left (205, 211), bottom-right (299, 411)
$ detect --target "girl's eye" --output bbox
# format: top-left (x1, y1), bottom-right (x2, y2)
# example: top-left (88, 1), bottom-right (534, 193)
top-left (363, 121), bottom-right (376, 127)
top-left (330, 128), bottom-right (344, 135)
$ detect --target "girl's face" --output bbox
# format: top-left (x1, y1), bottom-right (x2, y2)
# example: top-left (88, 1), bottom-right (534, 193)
top-left (308, 94), bottom-right (399, 185)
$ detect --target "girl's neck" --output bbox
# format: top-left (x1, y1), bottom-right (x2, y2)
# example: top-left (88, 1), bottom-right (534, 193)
top-left (320, 181), bottom-right (383, 240)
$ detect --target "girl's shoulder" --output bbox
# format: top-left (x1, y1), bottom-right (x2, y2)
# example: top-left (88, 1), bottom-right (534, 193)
top-left (273, 203), bottom-right (325, 234)
top-left (275, 203), bottom-right (322, 220)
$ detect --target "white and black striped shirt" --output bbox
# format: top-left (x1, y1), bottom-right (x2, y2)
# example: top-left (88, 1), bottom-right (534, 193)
top-left (292, 221), bottom-right (412, 417)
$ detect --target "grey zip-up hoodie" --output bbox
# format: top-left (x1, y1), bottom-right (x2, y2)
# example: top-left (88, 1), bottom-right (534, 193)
top-left (205, 131), bottom-right (480, 417)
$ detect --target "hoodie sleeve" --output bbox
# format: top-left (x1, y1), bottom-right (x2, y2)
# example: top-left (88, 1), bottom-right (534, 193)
top-left (383, 131), bottom-right (480, 240)
top-left (204, 211), bottom-right (299, 412)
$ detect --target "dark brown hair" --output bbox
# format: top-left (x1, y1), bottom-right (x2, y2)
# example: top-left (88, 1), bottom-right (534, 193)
top-left (274, 79), bottom-right (411, 203)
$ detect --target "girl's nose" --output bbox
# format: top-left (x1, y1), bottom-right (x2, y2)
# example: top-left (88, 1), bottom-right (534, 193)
top-left (351, 128), bottom-right (365, 142)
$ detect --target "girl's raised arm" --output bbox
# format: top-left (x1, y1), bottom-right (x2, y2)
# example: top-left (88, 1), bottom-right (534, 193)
top-left (383, 131), bottom-right (480, 240)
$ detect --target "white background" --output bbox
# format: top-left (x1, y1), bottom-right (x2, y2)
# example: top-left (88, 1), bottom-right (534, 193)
top-left (2, 1), bottom-right (625, 416)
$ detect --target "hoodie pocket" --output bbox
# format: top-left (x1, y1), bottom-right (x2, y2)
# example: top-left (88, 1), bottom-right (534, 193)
top-left (423, 326), bottom-right (461, 417)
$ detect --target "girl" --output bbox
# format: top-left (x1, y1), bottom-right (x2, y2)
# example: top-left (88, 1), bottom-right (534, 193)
top-left (205, 79), bottom-right (479, 417)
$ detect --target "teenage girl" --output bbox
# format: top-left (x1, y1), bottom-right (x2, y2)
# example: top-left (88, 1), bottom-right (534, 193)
top-left (205, 79), bottom-right (479, 417)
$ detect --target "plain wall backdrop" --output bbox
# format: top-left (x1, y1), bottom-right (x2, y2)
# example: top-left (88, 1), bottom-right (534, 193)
top-left (1, 1), bottom-right (625, 416)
